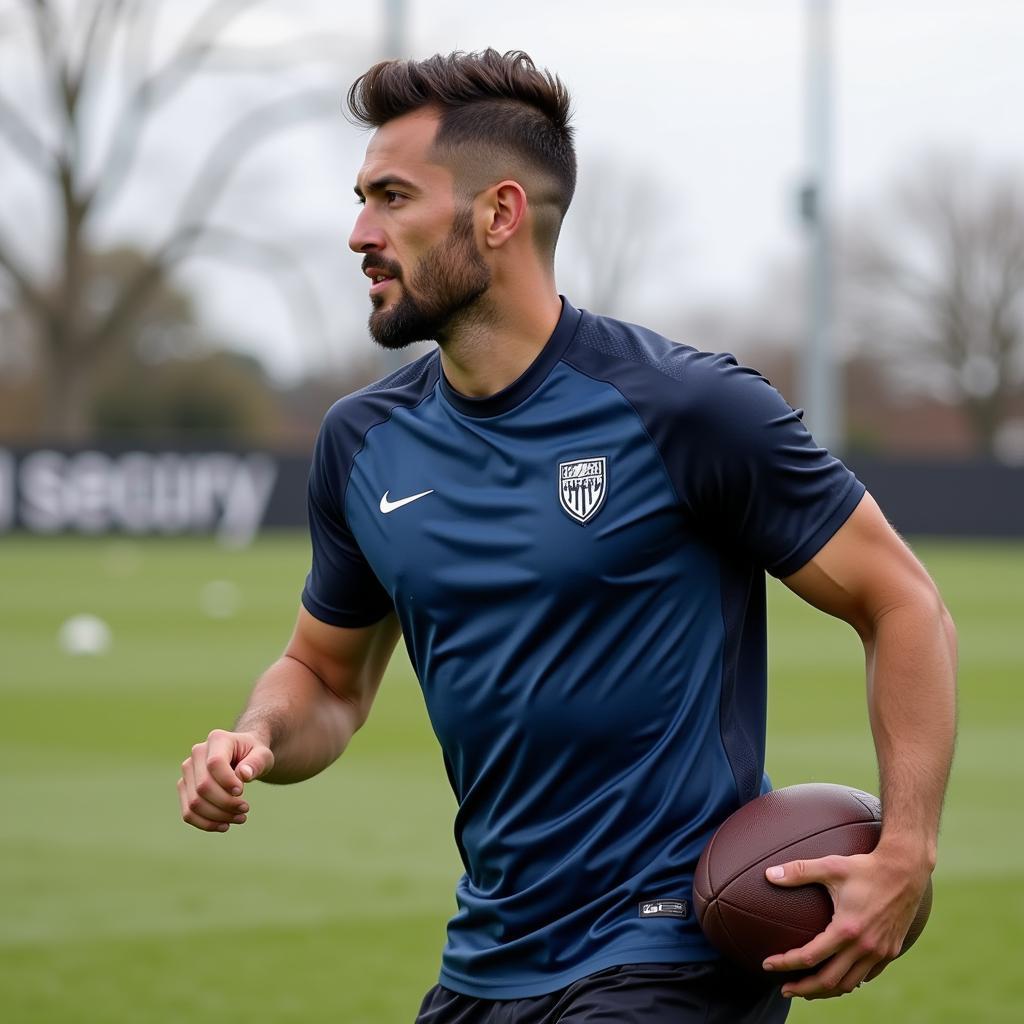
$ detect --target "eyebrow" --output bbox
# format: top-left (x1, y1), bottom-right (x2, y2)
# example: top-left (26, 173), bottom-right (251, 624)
top-left (353, 175), bottom-right (419, 199)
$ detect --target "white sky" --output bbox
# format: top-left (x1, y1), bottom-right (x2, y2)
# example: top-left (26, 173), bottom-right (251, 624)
top-left (2, 0), bottom-right (1023, 379)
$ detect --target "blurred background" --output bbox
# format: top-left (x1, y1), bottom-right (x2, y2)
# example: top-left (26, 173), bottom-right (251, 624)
top-left (1, 2), bottom-right (1021, 1022)
top-left (2, 0), bottom-right (1024, 465)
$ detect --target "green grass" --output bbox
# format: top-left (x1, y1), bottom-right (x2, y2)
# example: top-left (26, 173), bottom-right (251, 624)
top-left (1, 535), bottom-right (1020, 1022)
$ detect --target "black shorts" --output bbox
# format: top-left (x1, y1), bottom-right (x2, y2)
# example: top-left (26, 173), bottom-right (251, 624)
top-left (415, 961), bottom-right (789, 1023)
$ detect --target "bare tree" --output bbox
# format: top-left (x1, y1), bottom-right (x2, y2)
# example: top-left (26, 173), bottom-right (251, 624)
top-left (0, 0), bottom-right (344, 440)
top-left (843, 153), bottom-right (1024, 454)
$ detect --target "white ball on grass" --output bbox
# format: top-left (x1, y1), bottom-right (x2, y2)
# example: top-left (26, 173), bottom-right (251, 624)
top-left (58, 614), bottom-right (112, 656)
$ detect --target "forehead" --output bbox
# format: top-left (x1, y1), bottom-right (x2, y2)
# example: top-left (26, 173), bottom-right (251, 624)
top-left (356, 107), bottom-right (454, 192)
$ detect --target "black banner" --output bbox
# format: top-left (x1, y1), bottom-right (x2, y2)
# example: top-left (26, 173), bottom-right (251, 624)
top-left (0, 446), bottom-right (1021, 540)
top-left (847, 456), bottom-right (1024, 539)
top-left (0, 446), bottom-right (310, 545)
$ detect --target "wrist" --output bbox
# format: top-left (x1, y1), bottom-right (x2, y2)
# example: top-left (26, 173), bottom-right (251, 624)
top-left (876, 831), bottom-right (937, 874)
top-left (233, 715), bottom-right (275, 751)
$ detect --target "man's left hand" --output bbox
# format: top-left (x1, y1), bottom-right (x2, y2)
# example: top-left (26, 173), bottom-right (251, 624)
top-left (760, 846), bottom-right (931, 999)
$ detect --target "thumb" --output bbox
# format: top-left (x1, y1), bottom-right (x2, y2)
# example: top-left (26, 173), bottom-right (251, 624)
top-left (765, 855), bottom-right (841, 888)
top-left (235, 746), bottom-right (274, 784)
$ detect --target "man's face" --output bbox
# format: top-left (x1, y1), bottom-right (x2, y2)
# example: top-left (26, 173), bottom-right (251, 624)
top-left (349, 108), bottom-right (491, 349)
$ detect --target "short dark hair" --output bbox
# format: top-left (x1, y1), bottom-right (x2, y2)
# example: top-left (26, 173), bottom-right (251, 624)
top-left (346, 49), bottom-right (576, 255)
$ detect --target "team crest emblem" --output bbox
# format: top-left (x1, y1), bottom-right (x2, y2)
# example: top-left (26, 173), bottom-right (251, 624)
top-left (558, 457), bottom-right (607, 525)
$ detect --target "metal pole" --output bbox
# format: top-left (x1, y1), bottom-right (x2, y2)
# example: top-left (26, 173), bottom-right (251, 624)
top-left (380, 0), bottom-right (408, 373)
top-left (383, 0), bottom-right (406, 59)
top-left (800, 0), bottom-right (842, 452)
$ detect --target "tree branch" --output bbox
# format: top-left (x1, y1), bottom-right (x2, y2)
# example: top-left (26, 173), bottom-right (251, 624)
top-left (190, 34), bottom-right (357, 70)
top-left (0, 89), bottom-right (55, 173)
top-left (167, 87), bottom-right (338, 233)
top-left (177, 0), bottom-right (266, 56)
top-left (91, 0), bottom-right (265, 211)
top-left (72, 0), bottom-right (112, 82)
top-left (81, 80), bottom-right (335, 356)
top-left (167, 224), bottom-right (333, 366)
top-left (23, 0), bottom-right (60, 86)
top-left (19, 0), bottom-right (89, 193)
top-left (121, 0), bottom-right (157, 87)
top-left (0, 224), bottom-right (51, 322)
top-left (69, 0), bottom-right (128, 106)
top-left (76, 249), bottom-right (169, 358)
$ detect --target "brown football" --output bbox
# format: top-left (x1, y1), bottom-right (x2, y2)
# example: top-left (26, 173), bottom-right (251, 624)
top-left (693, 783), bottom-right (933, 977)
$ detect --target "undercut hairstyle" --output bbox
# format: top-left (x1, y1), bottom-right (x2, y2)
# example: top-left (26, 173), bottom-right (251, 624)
top-left (346, 49), bottom-right (577, 257)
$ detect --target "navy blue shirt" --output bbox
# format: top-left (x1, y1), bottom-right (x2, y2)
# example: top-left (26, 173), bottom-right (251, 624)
top-left (301, 299), bottom-right (864, 998)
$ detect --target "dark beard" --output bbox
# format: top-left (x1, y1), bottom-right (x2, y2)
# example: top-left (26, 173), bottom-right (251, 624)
top-left (368, 208), bottom-right (491, 350)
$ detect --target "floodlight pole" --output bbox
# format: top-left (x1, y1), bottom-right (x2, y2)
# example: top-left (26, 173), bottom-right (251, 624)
top-left (384, 0), bottom-right (407, 61)
top-left (800, 0), bottom-right (843, 452)
top-left (379, 0), bottom-right (409, 373)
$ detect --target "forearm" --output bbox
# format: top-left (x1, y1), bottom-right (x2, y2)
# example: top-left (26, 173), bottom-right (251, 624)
top-left (864, 593), bottom-right (958, 866)
top-left (236, 654), bottom-right (363, 784)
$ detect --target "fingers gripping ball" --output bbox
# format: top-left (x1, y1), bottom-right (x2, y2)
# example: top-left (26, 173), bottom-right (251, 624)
top-left (692, 783), bottom-right (933, 977)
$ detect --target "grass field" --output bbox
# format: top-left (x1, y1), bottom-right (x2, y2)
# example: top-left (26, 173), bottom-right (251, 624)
top-left (1, 534), bottom-right (1021, 1022)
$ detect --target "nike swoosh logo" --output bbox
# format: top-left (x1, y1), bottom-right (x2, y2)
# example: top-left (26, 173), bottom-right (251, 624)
top-left (379, 489), bottom-right (435, 514)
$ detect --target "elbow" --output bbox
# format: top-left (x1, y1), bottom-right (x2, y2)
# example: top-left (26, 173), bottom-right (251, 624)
top-left (345, 692), bottom-right (374, 733)
top-left (920, 579), bottom-right (958, 668)
top-left (918, 569), bottom-right (957, 659)
top-left (939, 600), bottom-right (958, 665)
top-left (918, 580), bottom-right (958, 678)
top-left (863, 577), bottom-right (956, 655)
top-left (319, 675), bottom-right (373, 735)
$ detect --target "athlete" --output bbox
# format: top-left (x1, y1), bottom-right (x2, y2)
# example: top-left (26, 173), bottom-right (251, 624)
top-left (178, 50), bottom-right (958, 1023)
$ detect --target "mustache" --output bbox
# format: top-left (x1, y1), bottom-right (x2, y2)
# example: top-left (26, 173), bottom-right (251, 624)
top-left (362, 255), bottom-right (402, 279)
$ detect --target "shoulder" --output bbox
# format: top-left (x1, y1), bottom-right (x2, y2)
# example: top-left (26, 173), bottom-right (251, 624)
top-left (318, 349), bottom-right (440, 454)
top-left (564, 308), bottom-right (786, 427)
top-left (309, 351), bottom-right (438, 510)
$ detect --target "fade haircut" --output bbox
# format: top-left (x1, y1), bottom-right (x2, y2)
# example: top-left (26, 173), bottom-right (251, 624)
top-left (346, 49), bottom-right (577, 258)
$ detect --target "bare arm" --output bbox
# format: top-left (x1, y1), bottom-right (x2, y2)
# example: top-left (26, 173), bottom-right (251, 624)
top-left (178, 607), bottom-right (401, 831)
top-left (238, 607), bottom-right (402, 783)
top-left (762, 491), bottom-right (957, 997)
top-left (784, 491), bottom-right (958, 863)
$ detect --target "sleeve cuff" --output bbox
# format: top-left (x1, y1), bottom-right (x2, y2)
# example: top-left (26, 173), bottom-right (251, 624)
top-left (767, 478), bottom-right (866, 579)
top-left (300, 588), bottom-right (393, 629)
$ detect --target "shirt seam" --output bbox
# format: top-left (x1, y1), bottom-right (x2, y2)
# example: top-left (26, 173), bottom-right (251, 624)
top-left (560, 351), bottom-right (683, 512)
top-left (338, 361), bottom-right (440, 527)
top-left (566, 323), bottom-right (864, 577)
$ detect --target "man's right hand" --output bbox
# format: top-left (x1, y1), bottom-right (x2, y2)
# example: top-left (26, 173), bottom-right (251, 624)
top-left (177, 728), bottom-right (275, 833)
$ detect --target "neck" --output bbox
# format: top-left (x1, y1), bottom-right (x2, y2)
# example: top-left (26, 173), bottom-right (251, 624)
top-left (438, 271), bottom-right (562, 399)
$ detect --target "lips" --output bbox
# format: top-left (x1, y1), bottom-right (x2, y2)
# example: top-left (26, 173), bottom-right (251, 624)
top-left (362, 260), bottom-right (400, 296)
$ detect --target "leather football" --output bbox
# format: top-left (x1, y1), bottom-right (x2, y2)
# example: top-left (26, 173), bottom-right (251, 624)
top-left (693, 783), bottom-right (933, 977)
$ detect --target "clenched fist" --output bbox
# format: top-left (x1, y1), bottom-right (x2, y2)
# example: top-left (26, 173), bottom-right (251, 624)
top-left (177, 728), bottom-right (274, 833)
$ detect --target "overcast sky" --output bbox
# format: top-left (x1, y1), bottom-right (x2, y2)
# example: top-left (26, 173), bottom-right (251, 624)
top-left (3, 0), bottom-right (1023, 379)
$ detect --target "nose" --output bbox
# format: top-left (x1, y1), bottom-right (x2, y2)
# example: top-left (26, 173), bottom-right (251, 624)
top-left (349, 204), bottom-right (385, 255)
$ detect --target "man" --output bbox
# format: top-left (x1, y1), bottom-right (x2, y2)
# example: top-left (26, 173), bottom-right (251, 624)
top-left (178, 49), bottom-right (957, 1023)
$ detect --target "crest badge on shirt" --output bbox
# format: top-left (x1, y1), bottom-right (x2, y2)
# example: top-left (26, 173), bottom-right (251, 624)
top-left (558, 457), bottom-right (607, 525)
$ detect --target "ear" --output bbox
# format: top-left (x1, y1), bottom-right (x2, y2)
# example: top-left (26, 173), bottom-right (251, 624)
top-left (481, 180), bottom-right (528, 250)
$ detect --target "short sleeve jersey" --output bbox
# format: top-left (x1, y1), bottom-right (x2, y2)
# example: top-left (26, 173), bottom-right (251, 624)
top-left (302, 299), bottom-right (864, 999)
